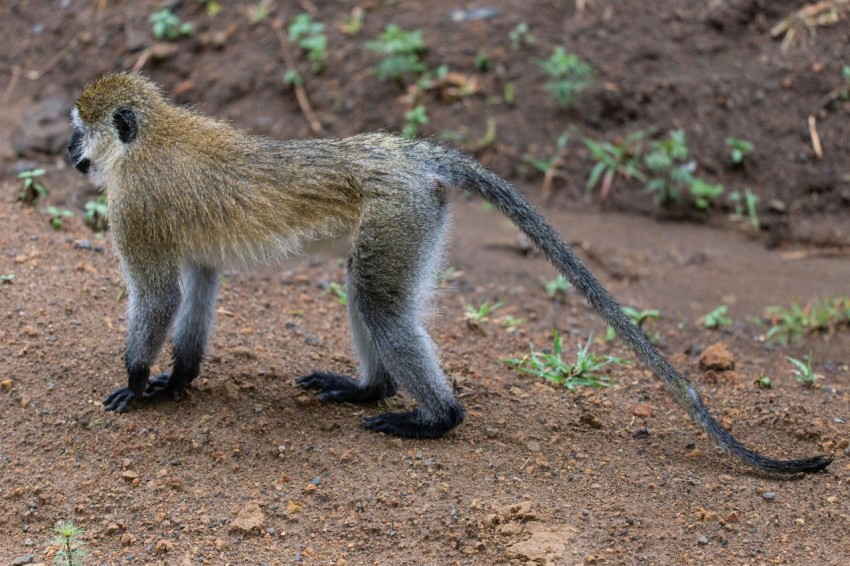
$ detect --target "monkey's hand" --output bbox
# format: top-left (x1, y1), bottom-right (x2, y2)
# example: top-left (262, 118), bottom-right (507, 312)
top-left (143, 372), bottom-right (188, 402)
top-left (103, 387), bottom-right (138, 413)
top-left (296, 372), bottom-right (396, 403)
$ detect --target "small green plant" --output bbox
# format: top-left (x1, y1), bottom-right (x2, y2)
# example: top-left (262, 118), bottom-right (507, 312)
top-left (725, 137), bottom-right (754, 165)
top-left (728, 189), bottom-right (760, 232)
top-left (149, 8), bottom-right (194, 40)
top-left (582, 131), bottom-right (647, 200)
top-left (499, 315), bottom-right (526, 329)
top-left (474, 52), bottom-right (493, 72)
top-left (464, 299), bottom-right (502, 323)
top-left (436, 266), bottom-right (458, 284)
top-left (83, 195), bottom-right (108, 232)
top-left (508, 22), bottom-right (535, 50)
top-left (754, 375), bottom-right (773, 389)
top-left (477, 118), bottom-right (497, 147)
top-left (248, 0), bottom-right (271, 24)
top-left (529, 131), bottom-right (570, 177)
top-left (644, 130), bottom-right (724, 209)
top-left (288, 13), bottom-right (328, 72)
top-left (52, 520), bottom-right (87, 566)
top-left (44, 206), bottom-right (74, 230)
top-left (535, 47), bottom-right (591, 109)
top-left (198, 0), bottom-right (221, 17)
top-left (606, 306), bottom-right (660, 342)
top-left (0, 274), bottom-right (14, 284)
top-left (18, 168), bottom-right (48, 205)
top-left (703, 305), bottom-right (731, 329)
top-left (505, 331), bottom-right (626, 389)
top-left (367, 24), bottom-right (427, 83)
top-left (840, 65), bottom-right (850, 100)
top-left (765, 297), bottom-right (850, 345)
top-left (787, 352), bottom-right (821, 387)
top-left (341, 7), bottom-right (364, 36)
top-left (503, 82), bottom-right (515, 105)
top-left (328, 282), bottom-right (347, 305)
top-left (543, 274), bottom-right (571, 298)
top-left (401, 105), bottom-right (429, 138)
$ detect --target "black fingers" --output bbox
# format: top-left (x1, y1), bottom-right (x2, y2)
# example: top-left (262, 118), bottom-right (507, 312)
top-left (296, 371), bottom-right (397, 404)
top-left (362, 404), bottom-right (464, 439)
top-left (103, 387), bottom-right (137, 413)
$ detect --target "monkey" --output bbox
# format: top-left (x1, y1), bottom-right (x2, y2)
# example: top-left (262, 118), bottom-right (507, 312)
top-left (67, 72), bottom-right (830, 474)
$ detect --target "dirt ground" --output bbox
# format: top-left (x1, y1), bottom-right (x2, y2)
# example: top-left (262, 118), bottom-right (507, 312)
top-left (2, 0), bottom-right (850, 564)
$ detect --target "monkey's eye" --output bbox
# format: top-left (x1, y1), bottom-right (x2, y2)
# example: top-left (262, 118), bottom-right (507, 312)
top-left (112, 107), bottom-right (138, 144)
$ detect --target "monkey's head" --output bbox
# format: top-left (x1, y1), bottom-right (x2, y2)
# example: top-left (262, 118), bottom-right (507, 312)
top-left (68, 73), bottom-right (165, 180)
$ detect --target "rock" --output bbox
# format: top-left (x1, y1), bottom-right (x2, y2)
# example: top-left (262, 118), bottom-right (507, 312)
top-left (121, 470), bottom-right (139, 481)
top-left (579, 413), bottom-right (603, 429)
top-left (230, 346), bottom-right (257, 360)
top-left (495, 501), bottom-right (536, 523)
top-left (449, 7), bottom-right (500, 21)
top-left (11, 555), bottom-right (34, 566)
top-left (230, 501), bottom-right (265, 533)
top-left (632, 403), bottom-right (653, 418)
top-left (286, 500), bottom-right (303, 515)
top-left (505, 524), bottom-right (574, 564)
top-left (13, 96), bottom-right (73, 156)
top-left (699, 343), bottom-right (735, 372)
top-left (153, 539), bottom-right (173, 552)
top-left (125, 26), bottom-right (148, 52)
top-left (697, 535), bottom-right (709, 545)
top-left (762, 492), bottom-right (776, 500)
top-left (703, 369), bottom-right (741, 385)
top-left (1, 379), bottom-right (12, 391)
top-left (149, 42), bottom-right (179, 61)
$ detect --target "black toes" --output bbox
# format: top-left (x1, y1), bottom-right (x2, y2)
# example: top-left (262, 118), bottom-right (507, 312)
top-left (143, 373), bottom-right (187, 402)
top-left (296, 372), bottom-right (395, 403)
top-left (363, 405), bottom-right (465, 439)
top-left (103, 387), bottom-right (136, 413)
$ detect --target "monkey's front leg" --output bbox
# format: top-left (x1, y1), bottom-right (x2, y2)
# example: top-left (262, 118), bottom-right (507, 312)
top-left (143, 265), bottom-right (219, 404)
top-left (104, 273), bottom-right (181, 412)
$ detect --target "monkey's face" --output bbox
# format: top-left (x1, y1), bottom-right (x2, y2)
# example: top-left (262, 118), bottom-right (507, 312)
top-left (68, 104), bottom-right (138, 181)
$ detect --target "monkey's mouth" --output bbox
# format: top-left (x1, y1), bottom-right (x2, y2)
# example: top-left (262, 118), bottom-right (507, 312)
top-left (74, 158), bottom-right (91, 174)
top-left (67, 129), bottom-right (90, 174)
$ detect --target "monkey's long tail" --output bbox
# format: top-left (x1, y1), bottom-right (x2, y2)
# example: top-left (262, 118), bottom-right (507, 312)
top-left (446, 156), bottom-right (831, 474)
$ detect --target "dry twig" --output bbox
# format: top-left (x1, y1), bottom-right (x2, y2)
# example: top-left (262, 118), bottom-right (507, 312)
top-left (770, 0), bottom-right (850, 51)
top-left (272, 18), bottom-right (324, 135)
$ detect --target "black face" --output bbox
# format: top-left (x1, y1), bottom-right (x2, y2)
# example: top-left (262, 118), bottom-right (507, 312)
top-left (67, 128), bottom-right (90, 174)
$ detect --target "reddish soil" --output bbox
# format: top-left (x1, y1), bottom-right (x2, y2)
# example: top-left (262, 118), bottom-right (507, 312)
top-left (1, 1), bottom-right (850, 564)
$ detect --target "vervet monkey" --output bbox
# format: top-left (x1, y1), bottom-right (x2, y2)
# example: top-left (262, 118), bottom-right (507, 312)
top-left (67, 73), bottom-right (830, 474)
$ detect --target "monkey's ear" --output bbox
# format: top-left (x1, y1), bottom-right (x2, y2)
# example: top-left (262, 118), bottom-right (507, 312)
top-left (112, 107), bottom-right (138, 144)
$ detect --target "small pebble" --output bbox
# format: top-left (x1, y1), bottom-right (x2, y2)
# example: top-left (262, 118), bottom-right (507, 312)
top-left (697, 535), bottom-right (708, 545)
top-left (762, 492), bottom-right (776, 500)
top-left (10, 555), bottom-right (33, 566)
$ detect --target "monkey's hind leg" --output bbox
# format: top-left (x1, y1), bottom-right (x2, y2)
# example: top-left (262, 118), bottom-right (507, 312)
top-left (352, 205), bottom-right (462, 439)
top-left (144, 265), bottom-right (219, 403)
top-left (296, 267), bottom-right (398, 403)
top-left (104, 271), bottom-right (181, 412)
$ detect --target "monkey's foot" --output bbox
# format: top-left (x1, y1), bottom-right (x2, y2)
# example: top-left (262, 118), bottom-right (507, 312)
top-left (103, 387), bottom-right (137, 413)
top-left (296, 372), bottom-right (396, 403)
top-left (143, 373), bottom-right (188, 402)
top-left (363, 405), bottom-right (464, 439)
